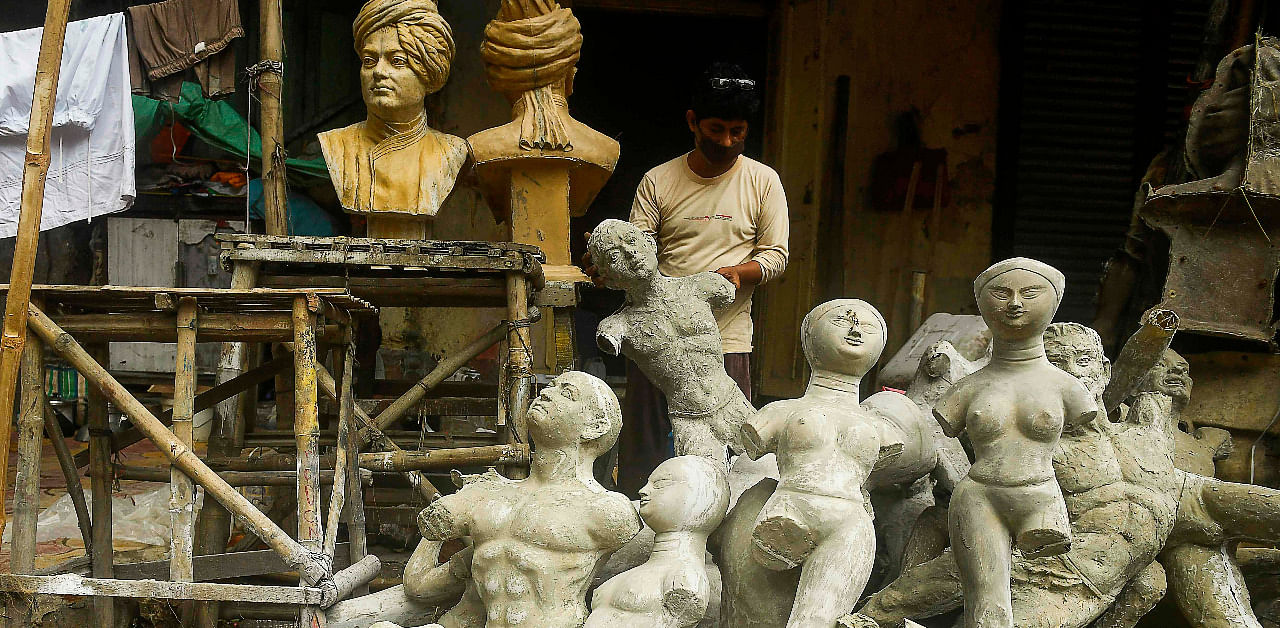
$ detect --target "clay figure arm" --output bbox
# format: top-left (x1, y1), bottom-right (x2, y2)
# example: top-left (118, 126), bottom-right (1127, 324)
top-left (740, 407), bottom-right (785, 459)
top-left (1063, 376), bottom-right (1101, 429)
top-left (402, 538), bottom-right (470, 605)
top-left (932, 386), bottom-right (967, 438)
top-left (692, 271), bottom-right (737, 311)
top-left (417, 492), bottom-right (474, 542)
top-left (661, 565), bottom-right (711, 627)
top-left (596, 313), bottom-right (627, 356)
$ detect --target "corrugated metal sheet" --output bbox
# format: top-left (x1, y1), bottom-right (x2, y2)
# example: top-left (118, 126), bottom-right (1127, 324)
top-left (1006, 0), bottom-right (1212, 322)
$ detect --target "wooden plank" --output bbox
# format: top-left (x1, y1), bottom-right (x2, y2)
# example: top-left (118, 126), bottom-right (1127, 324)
top-left (0, 574), bottom-right (324, 604)
top-left (114, 545), bottom-right (352, 582)
top-left (0, 0), bottom-right (74, 550)
top-left (171, 298), bottom-right (198, 582)
top-left (0, 285), bottom-right (375, 315)
top-left (72, 353), bottom-right (292, 468)
top-left (50, 312), bottom-right (341, 343)
top-left (116, 466), bottom-right (353, 487)
top-left (258, 275), bottom-right (508, 308)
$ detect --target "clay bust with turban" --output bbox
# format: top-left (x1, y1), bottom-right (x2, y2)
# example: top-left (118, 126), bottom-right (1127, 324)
top-left (318, 0), bottom-right (470, 233)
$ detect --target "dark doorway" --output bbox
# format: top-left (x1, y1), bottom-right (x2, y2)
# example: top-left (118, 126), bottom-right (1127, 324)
top-left (567, 7), bottom-right (771, 370)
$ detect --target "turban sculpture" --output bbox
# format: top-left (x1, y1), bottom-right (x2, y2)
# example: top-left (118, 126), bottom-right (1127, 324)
top-left (481, 0), bottom-right (583, 150)
top-left (353, 0), bottom-right (456, 96)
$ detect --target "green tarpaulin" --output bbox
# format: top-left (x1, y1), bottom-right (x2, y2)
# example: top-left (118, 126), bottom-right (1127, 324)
top-left (132, 81), bottom-right (329, 180)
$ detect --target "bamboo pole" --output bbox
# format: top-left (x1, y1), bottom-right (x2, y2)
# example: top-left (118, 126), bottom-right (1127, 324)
top-left (293, 297), bottom-right (327, 627)
top-left (258, 0), bottom-right (289, 236)
top-left (504, 272), bottom-right (533, 479)
top-left (116, 466), bottom-right (353, 487)
top-left (26, 304), bottom-right (328, 586)
top-left (87, 343), bottom-right (114, 627)
top-left (0, 0), bottom-right (74, 543)
top-left (171, 298), bottom-right (198, 582)
top-left (343, 389), bottom-right (369, 597)
top-left (369, 322), bottom-right (506, 433)
top-left (358, 445), bottom-right (530, 472)
top-left (12, 315), bottom-right (46, 574)
top-left (324, 341), bottom-right (355, 560)
top-left (42, 400), bottom-right (92, 551)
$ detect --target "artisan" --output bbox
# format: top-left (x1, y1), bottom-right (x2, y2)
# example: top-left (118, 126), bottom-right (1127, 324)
top-left (585, 62), bottom-right (790, 497)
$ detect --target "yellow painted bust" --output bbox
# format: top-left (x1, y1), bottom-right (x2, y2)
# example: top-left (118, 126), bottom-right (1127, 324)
top-left (319, 0), bottom-right (470, 233)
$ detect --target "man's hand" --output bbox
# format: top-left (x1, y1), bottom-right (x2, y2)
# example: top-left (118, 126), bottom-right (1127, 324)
top-left (581, 231), bottom-right (606, 287)
top-left (714, 261), bottom-right (763, 291)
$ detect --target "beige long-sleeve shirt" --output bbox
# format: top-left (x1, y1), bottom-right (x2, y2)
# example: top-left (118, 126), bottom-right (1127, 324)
top-left (630, 153), bottom-right (790, 353)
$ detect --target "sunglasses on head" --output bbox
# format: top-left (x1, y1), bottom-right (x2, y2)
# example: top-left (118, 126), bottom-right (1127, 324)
top-left (708, 77), bottom-right (756, 90)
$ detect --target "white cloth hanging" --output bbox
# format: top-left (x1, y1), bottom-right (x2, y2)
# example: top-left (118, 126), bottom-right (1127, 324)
top-left (0, 12), bottom-right (135, 238)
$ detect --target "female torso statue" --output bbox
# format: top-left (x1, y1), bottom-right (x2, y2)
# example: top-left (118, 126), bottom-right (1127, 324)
top-left (319, 0), bottom-right (470, 239)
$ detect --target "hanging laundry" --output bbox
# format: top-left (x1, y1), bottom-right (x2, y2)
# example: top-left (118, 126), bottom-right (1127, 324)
top-left (0, 12), bottom-right (135, 239)
top-left (128, 0), bottom-right (243, 102)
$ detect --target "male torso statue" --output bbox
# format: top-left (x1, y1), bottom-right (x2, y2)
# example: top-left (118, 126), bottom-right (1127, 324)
top-left (590, 218), bottom-right (753, 463)
top-left (586, 456), bottom-right (729, 628)
top-left (417, 372), bottom-right (641, 627)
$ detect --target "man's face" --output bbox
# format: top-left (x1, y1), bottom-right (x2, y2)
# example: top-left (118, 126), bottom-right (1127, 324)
top-left (977, 269), bottom-right (1057, 341)
top-left (687, 113), bottom-right (748, 166)
top-left (359, 27), bottom-right (429, 123)
top-left (1046, 334), bottom-right (1110, 406)
top-left (1138, 349), bottom-right (1192, 404)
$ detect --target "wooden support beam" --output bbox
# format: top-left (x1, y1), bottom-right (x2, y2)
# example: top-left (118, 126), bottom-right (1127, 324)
top-left (114, 545), bottom-right (352, 582)
top-left (258, 0), bottom-right (288, 236)
top-left (324, 341), bottom-right (355, 560)
top-left (504, 272), bottom-right (533, 479)
top-left (116, 466), bottom-right (358, 487)
top-left (358, 445), bottom-right (530, 472)
top-left (87, 343), bottom-right (115, 627)
top-left (11, 320), bottom-right (45, 574)
top-left (42, 400), bottom-right (92, 551)
top-left (49, 312), bottom-right (340, 343)
top-left (369, 322), bottom-right (506, 434)
top-left (72, 352), bottom-right (292, 468)
top-left (0, 574), bottom-right (324, 605)
top-left (171, 298), bottom-right (198, 583)
top-left (0, 0), bottom-right (74, 546)
top-left (293, 297), bottom-right (324, 554)
top-left (26, 304), bottom-right (329, 586)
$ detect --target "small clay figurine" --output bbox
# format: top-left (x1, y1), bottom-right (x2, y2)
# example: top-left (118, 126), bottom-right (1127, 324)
top-left (936, 258), bottom-right (1098, 627)
top-left (590, 219), bottom-right (753, 463)
top-left (735, 299), bottom-right (904, 626)
top-left (586, 456), bottom-right (729, 628)
top-left (318, 0), bottom-right (471, 238)
top-left (417, 371), bottom-right (641, 628)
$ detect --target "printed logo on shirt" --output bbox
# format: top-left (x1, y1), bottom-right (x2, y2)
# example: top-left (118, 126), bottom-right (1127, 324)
top-left (684, 214), bottom-right (734, 222)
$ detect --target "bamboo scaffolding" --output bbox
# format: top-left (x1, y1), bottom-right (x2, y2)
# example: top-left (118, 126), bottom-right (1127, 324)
top-left (171, 298), bottom-right (198, 583)
top-left (293, 296), bottom-right (327, 627)
top-left (25, 304), bottom-right (330, 586)
top-left (42, 399), bottom-right (92, 551)
top-left (87, 343), bottom-right (114, 626)
top-left (0, 0), bottom-right (74, 542)
top-left (116, 466), bottom-right (358, 487)
top-left (358, 445), bottom-right (530, 471)
top-left (504, 272), bottom-right (533, 479)
top-left (258, 0), bottom-right (288, 236)
top-left (11, 322), bottom-right (45, 575)
top-left (324, 341), bottom-right (356, 560)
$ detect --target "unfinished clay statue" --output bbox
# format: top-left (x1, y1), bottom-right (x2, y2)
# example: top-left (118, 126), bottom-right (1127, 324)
top-left (735, 299), bottom-right (904, 626)
top-left (318, 0), bottom-right (470, 238)
top-left (937, 258), bottom-right (1097, 627)
top-left (590, 219), bottom-right (752, 463)
top-left (417, 371), bottom-right (641, 628)
top-left (586, 456), bottom-right (729, 628)
top-left (1130, 349), bottom-right (1232, 477)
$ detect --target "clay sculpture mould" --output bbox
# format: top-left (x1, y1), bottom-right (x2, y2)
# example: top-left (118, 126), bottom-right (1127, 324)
top-left (590, 219), bottom-right (754, 464)
top-left (935, 258), bottom-right (1098, 628)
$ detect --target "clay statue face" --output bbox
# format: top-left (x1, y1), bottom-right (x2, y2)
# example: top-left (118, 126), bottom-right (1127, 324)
top-left (527, 371), bottom-right (620, 454)
top-left (807, 302), bottom-right (886, 376)
top-left (360, 26), bottom-right (431, 123)
top-left (977, 268), bottom-right (1057, 341)
top-left (1137, 349), bottom-right (1192, 404)
top-left (637, 456), bottom-right (728, 534)
top-left (1044, 326), bottom-right (1111, 406)
top-left (589, 224), bottom-right (659, 289)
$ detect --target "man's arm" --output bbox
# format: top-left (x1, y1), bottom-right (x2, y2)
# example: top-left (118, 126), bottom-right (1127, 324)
top-left (739, 169), bottom-right (790, 284)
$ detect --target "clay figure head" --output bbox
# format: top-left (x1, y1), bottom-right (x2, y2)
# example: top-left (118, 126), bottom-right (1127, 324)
top-left (588, 219), bottom-right (660, 290)
top-left (527, 371), bottom-right (622, 456)
top-left (1135, 348), bottom-right (1192, 406)
top-left (637, 456), bottom-right (729, 535)
top-left (974, 258), bottom-right (1065, 343)
top-left (354, 0), bottom-right (455, 123)
top-left (1044, 322), bottom-right (1111, 406)
top-left (801, 299), bottom-right (888, 377)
